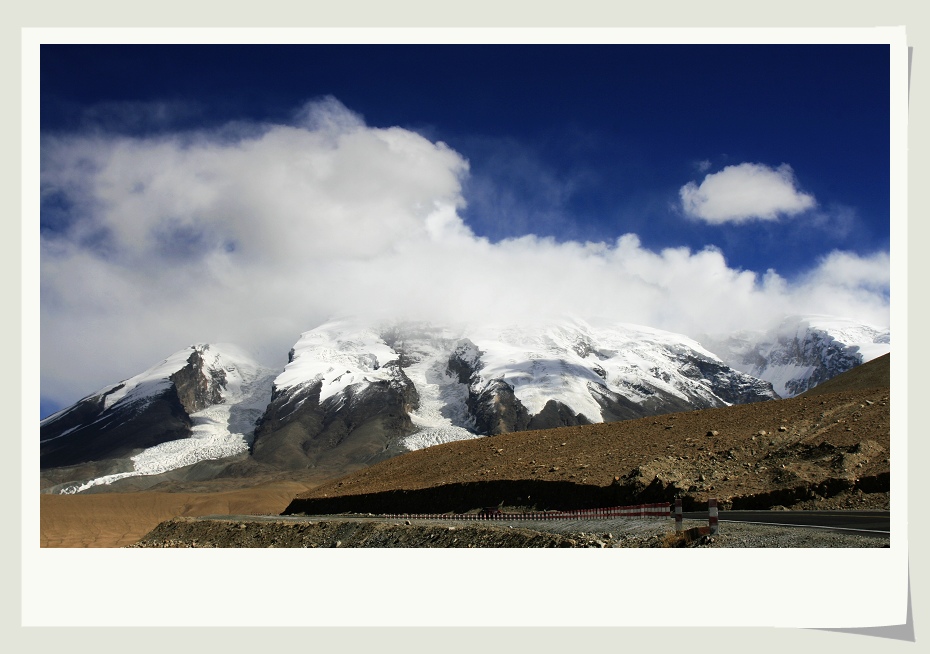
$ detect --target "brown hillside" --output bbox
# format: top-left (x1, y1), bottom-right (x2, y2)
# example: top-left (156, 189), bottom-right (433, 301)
top-left (289, 355), bottom-right (891, 514)
top-left (39, 479), bottom-right (319, 547)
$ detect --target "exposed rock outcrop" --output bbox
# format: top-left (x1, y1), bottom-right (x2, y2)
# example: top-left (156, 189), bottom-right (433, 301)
top-left (40, 388), bottom-right (193, 469)
top-left (170, 349), bottom-right (226, 414)
top-left (251, 363), bottom-right (420, 472)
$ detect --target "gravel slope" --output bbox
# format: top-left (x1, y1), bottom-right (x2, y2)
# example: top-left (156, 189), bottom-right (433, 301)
top-left (129, 514), bottom-right (889, 548)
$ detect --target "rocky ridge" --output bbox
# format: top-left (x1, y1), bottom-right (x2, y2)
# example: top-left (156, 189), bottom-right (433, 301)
top-left (129, 514), bottom-right (888, 548)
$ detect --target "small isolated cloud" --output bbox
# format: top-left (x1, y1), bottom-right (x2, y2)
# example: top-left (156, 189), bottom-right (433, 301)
top-left (680, 162), bottom-right (816, 224)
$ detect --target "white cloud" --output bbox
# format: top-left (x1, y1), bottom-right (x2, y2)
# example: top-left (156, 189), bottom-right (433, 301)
top-left (800, 250), bottom-right (891, 294)
top-left (292, 95), bottom-right (366, 133)
top-left (679, 162), bottom-right (816, 224)
top-left (40, 100), bottom-right (889, 408)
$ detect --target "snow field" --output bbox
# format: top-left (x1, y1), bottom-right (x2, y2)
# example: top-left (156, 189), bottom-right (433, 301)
top-left (273, 320), bottom-right (398, 402)
top-left (59, 344), bottom-right (275, 494)
top-left (468, 320), bottom-right (729, 419)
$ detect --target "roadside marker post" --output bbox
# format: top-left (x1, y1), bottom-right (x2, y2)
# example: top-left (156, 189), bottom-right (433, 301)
top-left (675, 498), bottom-right (683, 532)
top-left (708, 498), bottom-right (719, 535)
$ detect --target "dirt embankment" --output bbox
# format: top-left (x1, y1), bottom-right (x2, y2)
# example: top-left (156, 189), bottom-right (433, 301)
top-left (287, 384), bottom-right (890, 516)
top-left (39, 480), bottom-right (318, 547)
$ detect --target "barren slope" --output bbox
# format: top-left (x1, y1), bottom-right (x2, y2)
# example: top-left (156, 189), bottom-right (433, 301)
top-left (39, 479), bottom-right (318, 547)
top-left (287, 355), bottom-right (890, 514)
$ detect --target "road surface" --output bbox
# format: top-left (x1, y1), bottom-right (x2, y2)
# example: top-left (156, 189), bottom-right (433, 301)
top-left (681, 510), bottom-right (889, 536)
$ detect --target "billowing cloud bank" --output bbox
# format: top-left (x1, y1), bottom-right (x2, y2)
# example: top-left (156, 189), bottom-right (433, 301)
top-left (680, 162), bottom-right (817, 224)
top-left (41, 99), bottom-right (890, 406)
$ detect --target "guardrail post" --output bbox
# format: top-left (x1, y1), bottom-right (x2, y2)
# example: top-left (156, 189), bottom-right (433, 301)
top-left (675, 498), bottom-right (683, 532)
top-left (709, 498), bottom-right (719, 535)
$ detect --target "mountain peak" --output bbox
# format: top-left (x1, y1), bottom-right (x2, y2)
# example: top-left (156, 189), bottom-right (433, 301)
top-left (703, 315), bottom-right (890, 397)
top-left (40, 314), bottom-right (887, 494)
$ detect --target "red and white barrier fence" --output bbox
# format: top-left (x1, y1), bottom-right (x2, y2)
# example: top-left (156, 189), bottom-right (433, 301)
top-left (383, 502), bottom-right (672, 522)
top-left (380, 498), bottom-right (720, 533)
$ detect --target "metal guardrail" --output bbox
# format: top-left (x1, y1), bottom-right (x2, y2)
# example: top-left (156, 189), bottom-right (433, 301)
top-left (382, 502), bottom-right (672, 521)
top-left (383, 498), bottom-right (721, 535)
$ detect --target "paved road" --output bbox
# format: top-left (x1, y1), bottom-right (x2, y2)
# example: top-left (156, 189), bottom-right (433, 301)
top-left (681, 510), bottom-right (889, 535)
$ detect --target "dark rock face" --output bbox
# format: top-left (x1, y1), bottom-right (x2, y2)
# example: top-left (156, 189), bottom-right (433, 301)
top-left (712, 326), bottom-right (866, 397)
top-left (447, 341), bottom-right (536, 435)
top-left (251, 381), bottom-right (326, 458)
top-left (527, 400), bottom-right (591, 431)
top-left (40, 388), bottom-right (193, 469)
top-left (774, 333), bottom-right (864, 397)
top-left (381, 323), bottom-right (434, 368)
top-left (588, 384), bottom-right (663, 422)
top-left (170, 349), bottom-right (226, 414)
top-left (251, 363), bottom-right (420, 471)
top-left (596, 354), bottom-right (779, 418)
top-left (678, 355), bottom-right (780, 404)
top-left (447, 339), bottom-right (482, 385)
top-left (39, 345), bottom-right (228, 470)
top-left (800, 353), bottom-right (890, 397)
top-left (468, 379), bottom-right (531, 436)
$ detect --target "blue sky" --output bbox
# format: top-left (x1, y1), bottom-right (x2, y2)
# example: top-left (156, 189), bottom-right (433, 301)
top-left (39, 43), bottom-right (893, 416)
top-left (41, 44), bottom-right (890, 275)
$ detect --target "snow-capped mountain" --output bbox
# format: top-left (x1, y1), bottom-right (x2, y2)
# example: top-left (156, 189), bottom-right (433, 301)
top-left (40, 315), bottom-right (887, 493)
top-left (40, 343), bottom-right (276, 493)
top-left (247, 318), bottom-right (778, 471)
top-left (702, 315), bottom-right (891, 398)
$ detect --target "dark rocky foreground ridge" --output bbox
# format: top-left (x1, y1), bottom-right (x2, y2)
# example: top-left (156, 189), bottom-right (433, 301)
top-left (284, 354), bottom-right (891, 516)
top-left (130, 514), bottom-right (888, 548)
